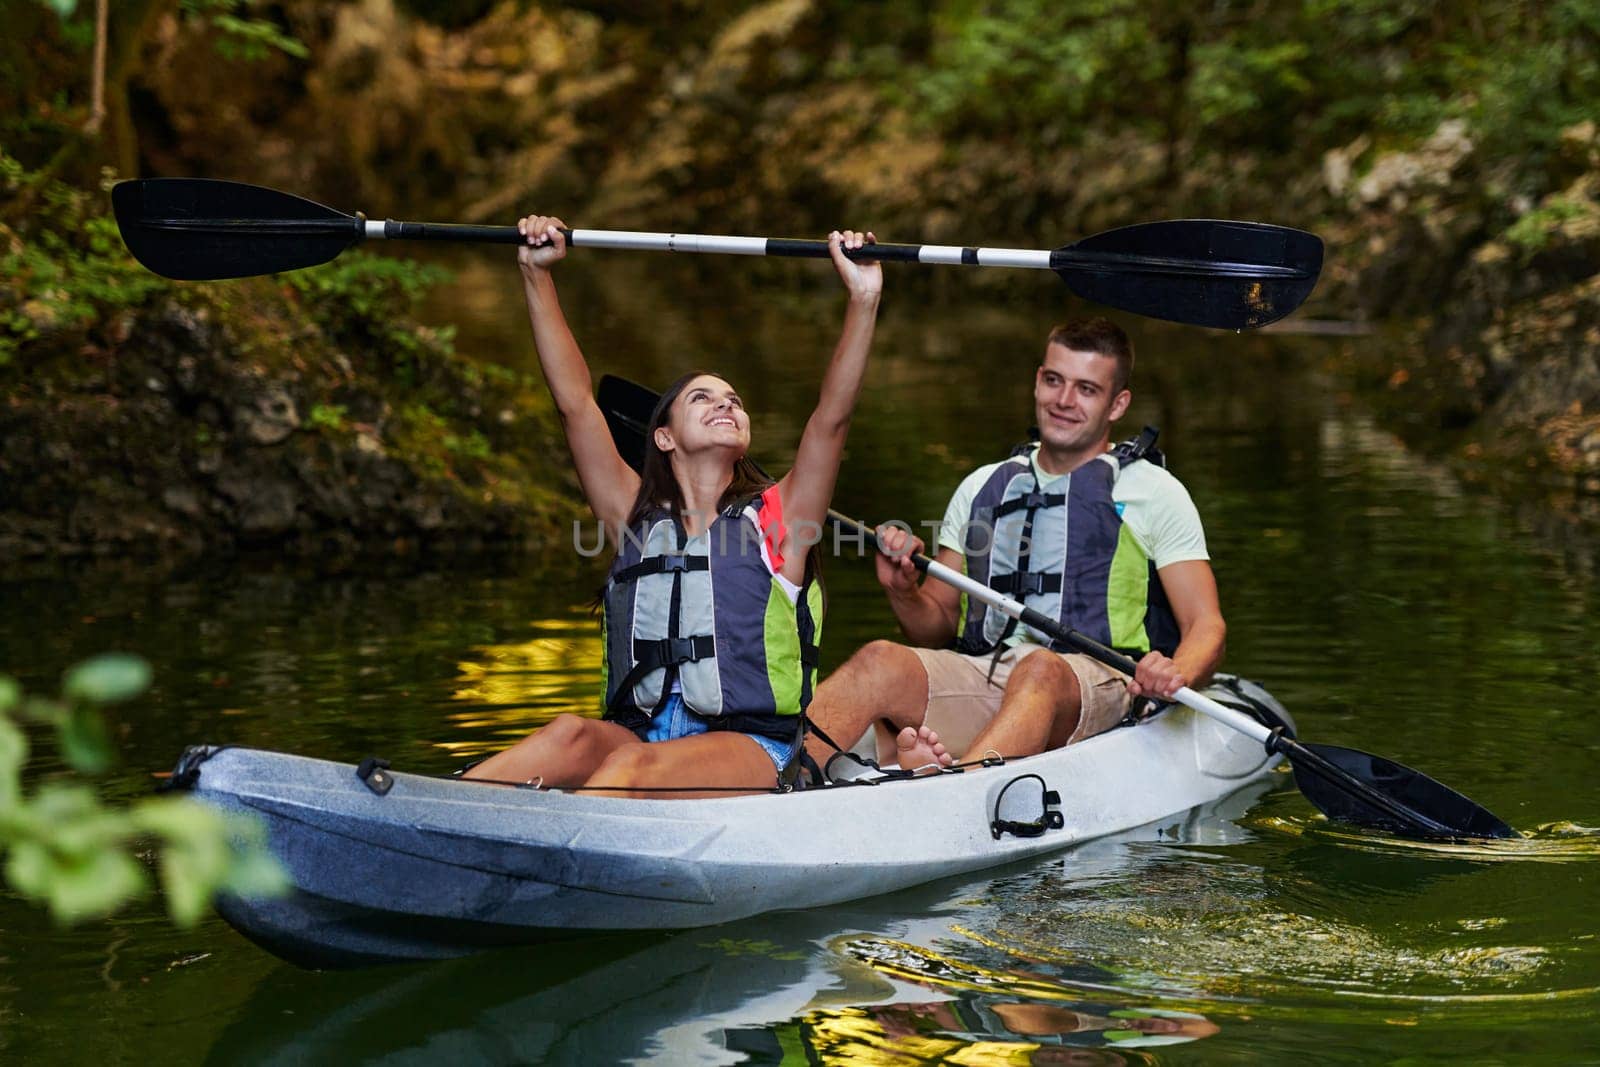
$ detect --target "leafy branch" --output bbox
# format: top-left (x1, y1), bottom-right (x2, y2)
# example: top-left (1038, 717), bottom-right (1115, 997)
top-left (0, 655), bottom-right (288, 926)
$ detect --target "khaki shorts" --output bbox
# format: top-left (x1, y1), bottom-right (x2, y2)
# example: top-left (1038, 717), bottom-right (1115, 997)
top-left (905, 644), bottom-right (1132, 759)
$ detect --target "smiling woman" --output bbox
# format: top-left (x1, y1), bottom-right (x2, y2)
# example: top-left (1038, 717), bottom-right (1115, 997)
top-left (460, 214), bottom-right (884, 797)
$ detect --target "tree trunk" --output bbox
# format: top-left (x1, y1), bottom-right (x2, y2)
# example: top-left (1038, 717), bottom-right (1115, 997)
top-left (32, 0), bottom-right (172, 190)
top-left (85, 0), bottom-right (109, 137)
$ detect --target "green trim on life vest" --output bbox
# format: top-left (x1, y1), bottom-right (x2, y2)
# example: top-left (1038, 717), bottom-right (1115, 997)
top-left (1107, 523), bottom-right (1153, 653)
top-left (956, 553), bottom-right (969, 637)
top-left (778, 1019), bottom-right (811, 1066)
top-left (763, 578), bottom-right (803, 716)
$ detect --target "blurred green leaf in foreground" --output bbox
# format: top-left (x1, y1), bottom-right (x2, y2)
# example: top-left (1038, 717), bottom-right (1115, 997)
top-left (0, 653), bottom-right (288, 926)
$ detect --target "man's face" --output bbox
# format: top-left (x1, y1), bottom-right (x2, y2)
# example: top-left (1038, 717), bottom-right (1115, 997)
top-left (1033, 344), bottom-right (1131, 455)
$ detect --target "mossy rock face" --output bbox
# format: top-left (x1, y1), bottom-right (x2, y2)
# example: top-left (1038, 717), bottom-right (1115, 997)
top-left (1, 291), bottom-right (583, 559)
top-left (1, 171), bottom-right (584, 562)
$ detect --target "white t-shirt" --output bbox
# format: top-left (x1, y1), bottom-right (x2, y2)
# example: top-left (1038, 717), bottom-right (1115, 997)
top-left (937, 444), bottom-right (1209, 569)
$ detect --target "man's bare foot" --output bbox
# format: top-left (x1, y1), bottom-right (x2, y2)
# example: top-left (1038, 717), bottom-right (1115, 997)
top-left (894, 725), bottom-right (952, 773)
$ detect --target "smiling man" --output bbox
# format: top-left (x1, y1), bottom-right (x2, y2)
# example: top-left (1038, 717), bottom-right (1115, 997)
top-left (804, 317), bottom-right (1225, 774)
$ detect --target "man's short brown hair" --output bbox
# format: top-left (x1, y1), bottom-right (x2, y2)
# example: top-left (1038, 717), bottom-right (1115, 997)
top-left (1046, 317), bottom-right (1134, 393)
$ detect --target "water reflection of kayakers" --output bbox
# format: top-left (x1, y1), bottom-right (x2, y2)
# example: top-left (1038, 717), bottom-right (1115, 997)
top-left (804, 317), bottom-right (1225, 773)
top-left (762, 997), bottom-right (1221, 1062)
top-left (464, 214), bottom-right (881, 797)
top-left (867, 996), bottom-right (1221, 1049)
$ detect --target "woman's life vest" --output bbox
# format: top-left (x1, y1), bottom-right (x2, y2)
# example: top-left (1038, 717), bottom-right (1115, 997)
top-left (955, 430), bottom-right (1180, 659)
top-left (601, 496), bottom-right (822, 742)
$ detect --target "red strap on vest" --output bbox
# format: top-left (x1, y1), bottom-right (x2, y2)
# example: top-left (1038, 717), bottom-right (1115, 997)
top-left (756, 484), bottom-right (786, 573)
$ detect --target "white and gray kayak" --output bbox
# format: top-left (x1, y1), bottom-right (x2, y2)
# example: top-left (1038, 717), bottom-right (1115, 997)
top-left (172, 675), bottom-right (1291, 966)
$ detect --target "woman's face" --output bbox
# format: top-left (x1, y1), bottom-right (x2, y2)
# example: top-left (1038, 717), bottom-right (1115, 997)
top-left (655, 374), bottom-right (750, 458)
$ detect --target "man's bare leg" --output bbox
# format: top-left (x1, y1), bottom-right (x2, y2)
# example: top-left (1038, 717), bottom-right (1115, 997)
top-left (803, 640), bottom-right (931, 774)
top-left (963, 651), bottom-right (1082, 761)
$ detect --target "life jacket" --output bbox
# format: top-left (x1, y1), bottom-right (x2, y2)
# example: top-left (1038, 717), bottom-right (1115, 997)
top-left (954, 428), bottom-right (1180, 659)
top-left (601, 496), bottom-right (822, 742)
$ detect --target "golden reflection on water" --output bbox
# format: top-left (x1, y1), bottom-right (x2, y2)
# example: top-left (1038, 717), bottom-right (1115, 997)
top-left (836, 936), bottom-right (1110, 1004)
top-left (791, 1007), bottom-right (1039, 1067)
top-left (437, 614), bottom-right (604, 758)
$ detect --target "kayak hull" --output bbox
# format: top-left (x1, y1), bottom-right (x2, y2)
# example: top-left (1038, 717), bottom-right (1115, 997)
top-left (183, 676), bottom-right (1290, 966)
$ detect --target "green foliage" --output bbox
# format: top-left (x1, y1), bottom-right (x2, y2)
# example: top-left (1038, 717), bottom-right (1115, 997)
top-left (392, 400), bottom-right (493, 477)
top-left (1503, 196), bottom-right (1597, 258)
top-left (286, 253), bottom-right (453, 322)
top-left (178, 0), bottom-right (310, 61)
top-left (866, 0), bottom-right (1600, 199)
top-left (1463, 1), bottom-right (1600, 170)
top-left (0, 151), bottom-right (167, 367)
top-left (33, 0), bottom-right (306, 62)
top-left (283, 253), bottom-right (455, 387)
top-left (307, 403), bottom-right (350, 433)
top-left (900, 0), bottom-right (1168, 145)
top-left (1188, 40), bottom-right (1313, 129)
top-left (447, 428), bottom-right (492, 461)
top-left (0, 655), bottom-right (289, 926)
top-left (62, 652), bottom-right (152, 704)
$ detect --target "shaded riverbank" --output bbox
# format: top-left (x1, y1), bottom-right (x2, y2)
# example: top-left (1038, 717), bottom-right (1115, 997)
top-left (5, 0), bottom-right (1599, 557)
top-left (0, 163), bottom-right (583, 560)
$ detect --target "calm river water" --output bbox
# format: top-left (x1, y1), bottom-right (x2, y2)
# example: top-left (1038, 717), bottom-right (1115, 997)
top-left (3, 250), bottom-right (1598, 1063)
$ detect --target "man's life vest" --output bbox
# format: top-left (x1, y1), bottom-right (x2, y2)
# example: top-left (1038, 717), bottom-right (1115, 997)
top-left (601, 498), bottom-right (822, 742)
top-left (955, 430), bottom-right (1180, 659)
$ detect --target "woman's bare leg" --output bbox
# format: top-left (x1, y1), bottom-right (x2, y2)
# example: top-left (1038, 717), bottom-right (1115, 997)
top-left (583, 730), bottom-right (784, 800)
top-left (462, 713), bottom-right (641, 787)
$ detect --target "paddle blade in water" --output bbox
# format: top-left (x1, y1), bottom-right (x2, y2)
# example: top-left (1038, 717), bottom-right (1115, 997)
top-left (1052, 219), bottom-right (1324, 329)
top-left (113, 178), bottom-right (361, 280)
top-left (1291, 741), bottom-right (1516, 840)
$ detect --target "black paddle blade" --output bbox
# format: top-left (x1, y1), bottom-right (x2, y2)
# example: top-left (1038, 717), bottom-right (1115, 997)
top-left (596, 374), bottom-right (660, 473)
top-left (1052, 219), bottom-right (1324, 330)
top-left (113, 179), bottom-right (362, 281)
top-left (1289, 740), bottom-right (1516, 840)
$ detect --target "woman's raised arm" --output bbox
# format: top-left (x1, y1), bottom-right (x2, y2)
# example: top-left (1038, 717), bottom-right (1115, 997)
top-left (517, 215), bottom-right (639, 538)
top-left (774, 230), bottom-right (882, 584)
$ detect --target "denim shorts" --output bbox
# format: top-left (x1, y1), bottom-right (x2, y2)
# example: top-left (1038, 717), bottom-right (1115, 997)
top-left (644, 694), bottom-right (798, 774)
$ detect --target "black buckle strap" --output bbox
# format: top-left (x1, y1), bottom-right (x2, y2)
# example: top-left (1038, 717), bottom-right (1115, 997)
top-left (1112, 425), bottom-right (1162, 466)
top-left (613, 553), bottom-right (709, 585)
top-left (989, 571), bottom-right (1062, 597)
top-left (608, 633), bottom-right (717, 715)
top-left (633, 634), bottom-right (715, 668)
top-left (991, 491), bottom-right (1065, 520)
